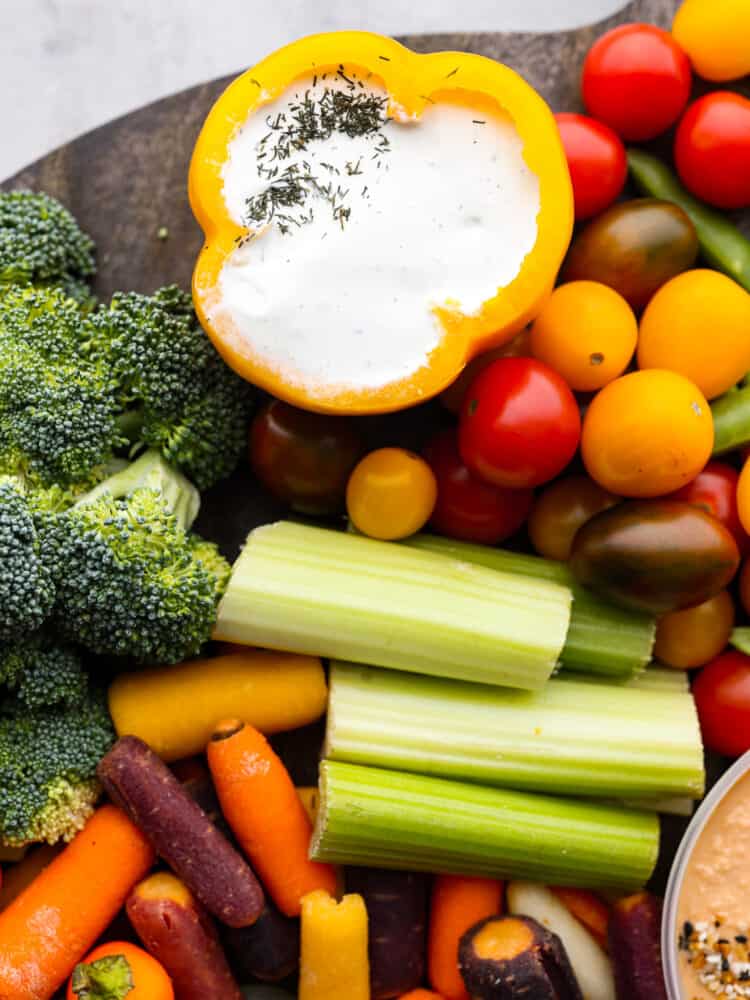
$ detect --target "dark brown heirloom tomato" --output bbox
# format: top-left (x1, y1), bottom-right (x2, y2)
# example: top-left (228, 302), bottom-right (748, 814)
top-left (570, 500), bottom-right (740, 615)
top-left (250, 399), bottom-right (363, 515)
top-left (563, 199), bottom-right (698, 311)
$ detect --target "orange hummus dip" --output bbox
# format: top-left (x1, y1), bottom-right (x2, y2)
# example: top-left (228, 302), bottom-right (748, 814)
top-left (677, 770), bottom-right (750, 999)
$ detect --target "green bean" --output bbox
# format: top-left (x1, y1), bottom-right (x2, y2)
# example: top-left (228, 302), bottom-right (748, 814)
top-left (627, 148), bottom-right (750, 292)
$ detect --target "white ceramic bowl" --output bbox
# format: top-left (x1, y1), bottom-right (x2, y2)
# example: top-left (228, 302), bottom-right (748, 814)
top-left (662, 749), bottom-right (750, 999)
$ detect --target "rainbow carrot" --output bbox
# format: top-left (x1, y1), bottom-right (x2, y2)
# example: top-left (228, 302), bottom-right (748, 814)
top-left (0, 806), bottom-right (154, 1000)
top-left (551, 886), bottom-right (610, 951)
top-left (299, 890), bottom-right (370, 1000)
top-left (207, 720), bottom-right (337, 917)
top-left (428, 875), bottom-right (504, 1000)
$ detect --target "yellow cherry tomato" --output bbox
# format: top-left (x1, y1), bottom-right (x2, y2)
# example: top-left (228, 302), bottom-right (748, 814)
top-left (347, 447), bottom-right (437, 540)
top-left (673, 0), bottom-right (750, 83)
top-left (582, 369), bottom-right (713, 497)
top-left (638, 270), bottom-right (750, 400)
top-left (530, 281), bottom-right (638, 392)
top-left (527, 474), bottom-right (619, 561)
top-left (654, 589), bottom-right (735, 669)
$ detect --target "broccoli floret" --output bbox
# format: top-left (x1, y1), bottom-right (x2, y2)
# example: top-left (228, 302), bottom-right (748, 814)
top-left (0, 635), bottom-right (87, 709)
top-left (0, 190), bottom-right (95, 287)
top-left (96, 285), bottom-right (253, 489)
top-left (0, 285), bottom-right (124, 486)
top-left (43, 459), bottom-right (230, 664)
top-left (0, 478), bottom-right (55, 641)
top-left (0, 686), bottom-right (114, 846)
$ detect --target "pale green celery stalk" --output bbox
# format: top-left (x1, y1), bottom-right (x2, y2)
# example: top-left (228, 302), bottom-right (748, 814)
top-left (325, 663), bottom-right (705, 800)
top-left (404, 533), bottom-right (655, 680)
top-left (311, 760), bottom-right (660, 890)
top-left (214, 521), bottom-right (571, 690)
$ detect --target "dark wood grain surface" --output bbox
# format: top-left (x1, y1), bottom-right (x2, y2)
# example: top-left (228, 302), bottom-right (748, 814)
top-left (1, 0), bottom-right (740, 898)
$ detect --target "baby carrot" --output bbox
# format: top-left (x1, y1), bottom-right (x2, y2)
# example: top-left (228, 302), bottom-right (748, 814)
top-left (0, 844), bottom-right (62, 912)
top-left (207, 720), bottom-right (337, 917)
top-left (428, 875), bottom-right (504, 1000)
top-left (67, 941), bottom-right (173, 1000)
top-left (0, 805), bottom-right (154, 1000)
top-left (299, 890), bottom-right (369, 1000)
top-left (399, 992), bottom-right (447, 1000)
top-left (551, 886), bottom-right (610, 951)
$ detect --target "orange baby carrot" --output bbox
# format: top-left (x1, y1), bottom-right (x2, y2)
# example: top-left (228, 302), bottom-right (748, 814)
top-left (67, 941), bottom-right (173, 1000)
top-left (0, 805), bottom-right (155, 1000)
top-left (399, 991), bottom-right (447, 1000)
top-left (207, 719), bottom-right (337, 917)
top-left (428, 874), bottom-right (504, 1000)
top-left (551, 886), bottom-right (610, 951)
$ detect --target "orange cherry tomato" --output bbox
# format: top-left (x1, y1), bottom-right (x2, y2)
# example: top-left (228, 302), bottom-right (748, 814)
top-left (638, 269), bottom-right (750, 400)
top-left (347, 447), bottom-right (437, 540)
top-left (68, 941), bottom-right (173, 1000)
top-left (440, 330), bottom-right (531, 415)
top-left (530, 281), bottom-right (638, 392)
top-left (654, 589), bottom-right (735, 669)
top-left (581, 369), bottom-right (713, 497)
top-left (527, 474), bottom-right (619, 561)
top-left (736, 457), bottom-right (750, 537)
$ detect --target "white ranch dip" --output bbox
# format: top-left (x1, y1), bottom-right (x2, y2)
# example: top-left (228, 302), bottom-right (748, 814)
top-left (216, 70), bottom-right (540, 394)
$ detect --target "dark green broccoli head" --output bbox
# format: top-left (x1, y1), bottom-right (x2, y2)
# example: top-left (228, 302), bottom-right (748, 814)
top-left (97, 285), bottom-right (253, 489)
top-left (0, 634), bottom-right (88, 710)
top-left (0, 285), bottom-right (124, 486)
top-left (0, 478), bottom-right (55, 641)
top-left (0, 686), bottom-right (114, 846)
top-left (43, 486), bottom-right (230, 664)
top-left (0, 190), bottom-right (95, 286)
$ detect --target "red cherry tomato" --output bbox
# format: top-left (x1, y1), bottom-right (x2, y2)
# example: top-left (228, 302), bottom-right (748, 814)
top-left (459, 357), bottom-right (581, 489)
top-left (668, 461), bottom-right (749, 554)
top-left (582, 23), bottom-right (692, 141)
top-left (674, 92), bottom-right (750, 210)
top-left (423, 429), bottom-right (533, 544)
top-left (554, 113), bottom-right (627, 221)
top-left (693, 651), bottom-right (750, 757)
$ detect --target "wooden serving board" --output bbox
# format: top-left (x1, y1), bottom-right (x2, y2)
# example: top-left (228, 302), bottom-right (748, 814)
top-left (1, 0), bottom-right (738, 896)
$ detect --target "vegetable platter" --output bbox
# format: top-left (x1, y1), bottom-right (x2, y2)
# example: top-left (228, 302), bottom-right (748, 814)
top-left (2, 0), bottom-right (750, 997)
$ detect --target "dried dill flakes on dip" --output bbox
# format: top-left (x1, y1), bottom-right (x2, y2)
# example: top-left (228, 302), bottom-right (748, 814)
top-left (189, 32), bottom-right (573, 414)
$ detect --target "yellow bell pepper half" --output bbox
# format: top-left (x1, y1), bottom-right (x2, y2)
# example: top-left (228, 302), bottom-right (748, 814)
top-left (190, 31), bottom-right (573, 414)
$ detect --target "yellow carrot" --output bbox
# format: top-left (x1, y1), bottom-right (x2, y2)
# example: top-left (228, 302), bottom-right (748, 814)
top-left (299, 890), bottom-right (370, 1000)
top-left (297, 786), bottom-right (319, 826)
top-left (109, 649), bottom-right (327, 762)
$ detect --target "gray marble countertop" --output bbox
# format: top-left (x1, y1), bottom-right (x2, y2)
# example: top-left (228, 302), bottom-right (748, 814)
top-left (2, 0), bottom-right (625, 180)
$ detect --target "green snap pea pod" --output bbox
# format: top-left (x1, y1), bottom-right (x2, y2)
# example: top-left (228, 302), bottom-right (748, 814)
top-left (711, 385), bottom-right (750, 454)
top-left (627, 149), bottom-right (750, 293)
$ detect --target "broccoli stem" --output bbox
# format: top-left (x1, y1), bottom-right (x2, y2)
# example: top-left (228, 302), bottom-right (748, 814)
top-left (75, 450), bottom-right (200, 530)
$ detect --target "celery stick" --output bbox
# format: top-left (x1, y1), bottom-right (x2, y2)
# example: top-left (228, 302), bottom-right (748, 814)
top-left (404, 533), bottom-right (655, 680)
top-left (325, 663), bottom-right (705, 799)
top-left (214, 521), bottom-right (572, 690)
top-left (311, 760), bottom-right (660, 890)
